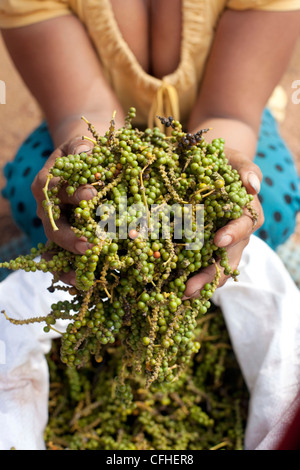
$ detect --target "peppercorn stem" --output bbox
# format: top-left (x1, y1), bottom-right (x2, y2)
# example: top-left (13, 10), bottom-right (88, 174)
top-left (107, 110), bottom-right (116, 142)
top-left (43, 174), bottom-right (59, 231)
top-left (209, 441), bottom-right (229, 451)
top-left (48, 325), bottom-right (64, 335)
top-left (82, 136), bottom-right (97, 145)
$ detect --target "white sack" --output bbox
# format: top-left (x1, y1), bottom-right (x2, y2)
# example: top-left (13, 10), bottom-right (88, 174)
top-left (212, 235), bottom-right (300, 450)
top-left (0, 270), bottom-right (69, 450)
top-left (0, 235), bottom-right (299, 450)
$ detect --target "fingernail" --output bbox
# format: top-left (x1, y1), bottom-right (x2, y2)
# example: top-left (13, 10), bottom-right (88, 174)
top-left (216, 234), bottom-right (233, 247)
top-left (71, 144), bottom-right (93, 155)
top-left (78, 145), bottom-right (92, 154)
top-left (68, 273), bottom-right (77, 287)
top-left (75, 240), bottom-right (91, 254)
top-left (75, 186), bottom-right (97, 202)
top-left (248, 172), bottom-right (261, 193)
top-left (182, 289), bottom-right (200, 300)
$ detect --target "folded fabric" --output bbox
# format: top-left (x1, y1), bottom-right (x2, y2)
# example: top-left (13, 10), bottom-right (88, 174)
top-left (212, 235), bottom-right (300, 450)
top-left (0, 235), bottom-right (299, 450)
top-left (0, 271), bottom-right (69, 450)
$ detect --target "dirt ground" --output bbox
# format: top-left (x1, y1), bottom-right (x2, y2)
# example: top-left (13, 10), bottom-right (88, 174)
top-left (0, 34), bottom-right (300, 247)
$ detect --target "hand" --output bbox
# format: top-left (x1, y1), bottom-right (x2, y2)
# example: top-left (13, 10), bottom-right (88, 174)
top-left (183, 148), bottom-right (264, 299)
top-left (31, 135), bottom-right (98, 255)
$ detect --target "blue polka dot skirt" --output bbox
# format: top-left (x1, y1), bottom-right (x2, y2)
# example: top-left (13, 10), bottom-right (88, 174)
top-left (2, 108), bottom-right (300, 250)
top-left (254, 109), bottom-right (300, 249)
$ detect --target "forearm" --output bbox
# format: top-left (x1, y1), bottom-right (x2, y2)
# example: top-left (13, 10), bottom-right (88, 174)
top-left (188, 9), bottom-right (300, 162)
top-left (51, 110), bottom-right (124, 149)
top-left (2, 15), bottom-right (124, 148)
top-left (188, 116), bottom-right (258, 160)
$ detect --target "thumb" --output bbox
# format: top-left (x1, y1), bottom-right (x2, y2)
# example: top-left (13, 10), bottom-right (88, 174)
top-left (58, 184), bottom-right (98, 206)
top-left (225, 148), bottom-right (263, 196)
top-left (56, 137), bottom-right (98, 205)
top-left (66, 136), bottom-right (94, 155)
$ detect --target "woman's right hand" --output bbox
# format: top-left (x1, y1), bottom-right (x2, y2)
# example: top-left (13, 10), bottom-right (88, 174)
top-left (3, 13), bottom-right (124, 257)
top-left (31, 136), bottom-right (98, 257)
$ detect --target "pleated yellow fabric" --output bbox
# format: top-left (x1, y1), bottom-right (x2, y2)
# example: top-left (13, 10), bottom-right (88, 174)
top-left (147, 82), bottom-right (180, 133)
top-left (1, 0), bottom-right (300, 130)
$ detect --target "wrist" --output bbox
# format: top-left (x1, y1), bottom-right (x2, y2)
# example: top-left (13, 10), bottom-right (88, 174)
top-left (188, 116), bottom-right (258, 160)
top-left (50, 111), bottom-right (125, 148)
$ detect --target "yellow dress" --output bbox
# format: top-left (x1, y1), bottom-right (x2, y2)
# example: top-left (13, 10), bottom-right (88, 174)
top-left (0, 0), bottom-right (299, 129)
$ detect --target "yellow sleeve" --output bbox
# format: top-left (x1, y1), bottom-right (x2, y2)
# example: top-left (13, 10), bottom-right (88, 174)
top-left (227, 0), bottom-right (300, 11)
top-left (0, 0), bottom-right (72, 29)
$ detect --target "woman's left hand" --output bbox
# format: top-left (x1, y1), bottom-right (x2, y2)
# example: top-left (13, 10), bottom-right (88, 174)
top-left (183, 148), bottom-right (264, 299)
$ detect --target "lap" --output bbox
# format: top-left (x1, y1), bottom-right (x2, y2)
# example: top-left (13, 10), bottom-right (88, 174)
top-left (254, 108), bottom-right (300, 250)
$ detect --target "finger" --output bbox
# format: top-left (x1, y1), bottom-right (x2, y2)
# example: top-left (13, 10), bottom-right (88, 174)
top-left (183, 263), bottom-right (220, 300)
top-left (32, 138), bottom-right (94, 193)
top-left (225, 148), bottom-right (263, 195)
top-left (40, 240), bottom-right (78, 287)
top-left (41, 247), bottom-right (77, 286)
top-left (37, 182), bottom-right (97, 252)
top-left (57, 270), bottom-right (77, 287)
top-left (55, 138), bottom-right (96, 204)
top-left (32, 139), bottom-right (98, 253)
top-left (34, 170), bottom-right (96, 255)
top-left (183, 238), bottom-right (249, 299)
top-left (57, 183), bottom-right (98, 205)
top-left (214, 196), bottom-right (264, 248)
top-left (62, 136), bottom-right (94, 156)
top-left (40, 210), bottom-right (94, 255)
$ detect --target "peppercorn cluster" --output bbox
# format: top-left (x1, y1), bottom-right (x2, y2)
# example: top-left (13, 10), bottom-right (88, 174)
top-left (0, 108), bottom-right (256, 390)
top-left (44, 306), bottom-right (249, 451)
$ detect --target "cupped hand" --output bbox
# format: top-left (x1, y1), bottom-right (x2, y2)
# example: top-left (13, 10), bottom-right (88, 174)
top-left (31, 136), bottom-right (98, 257)
top-left (183, 148), bottom-right (264, 299)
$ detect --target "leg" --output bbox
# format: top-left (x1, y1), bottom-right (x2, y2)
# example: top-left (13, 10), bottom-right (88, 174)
top-left (254, 108), bottom-right (300, 250)
top-left (2, 122), bottom-right (54, 247)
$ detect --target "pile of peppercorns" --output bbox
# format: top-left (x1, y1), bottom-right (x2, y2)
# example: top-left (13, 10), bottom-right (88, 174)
top-left (44, 306), bottom-right (249, 451)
